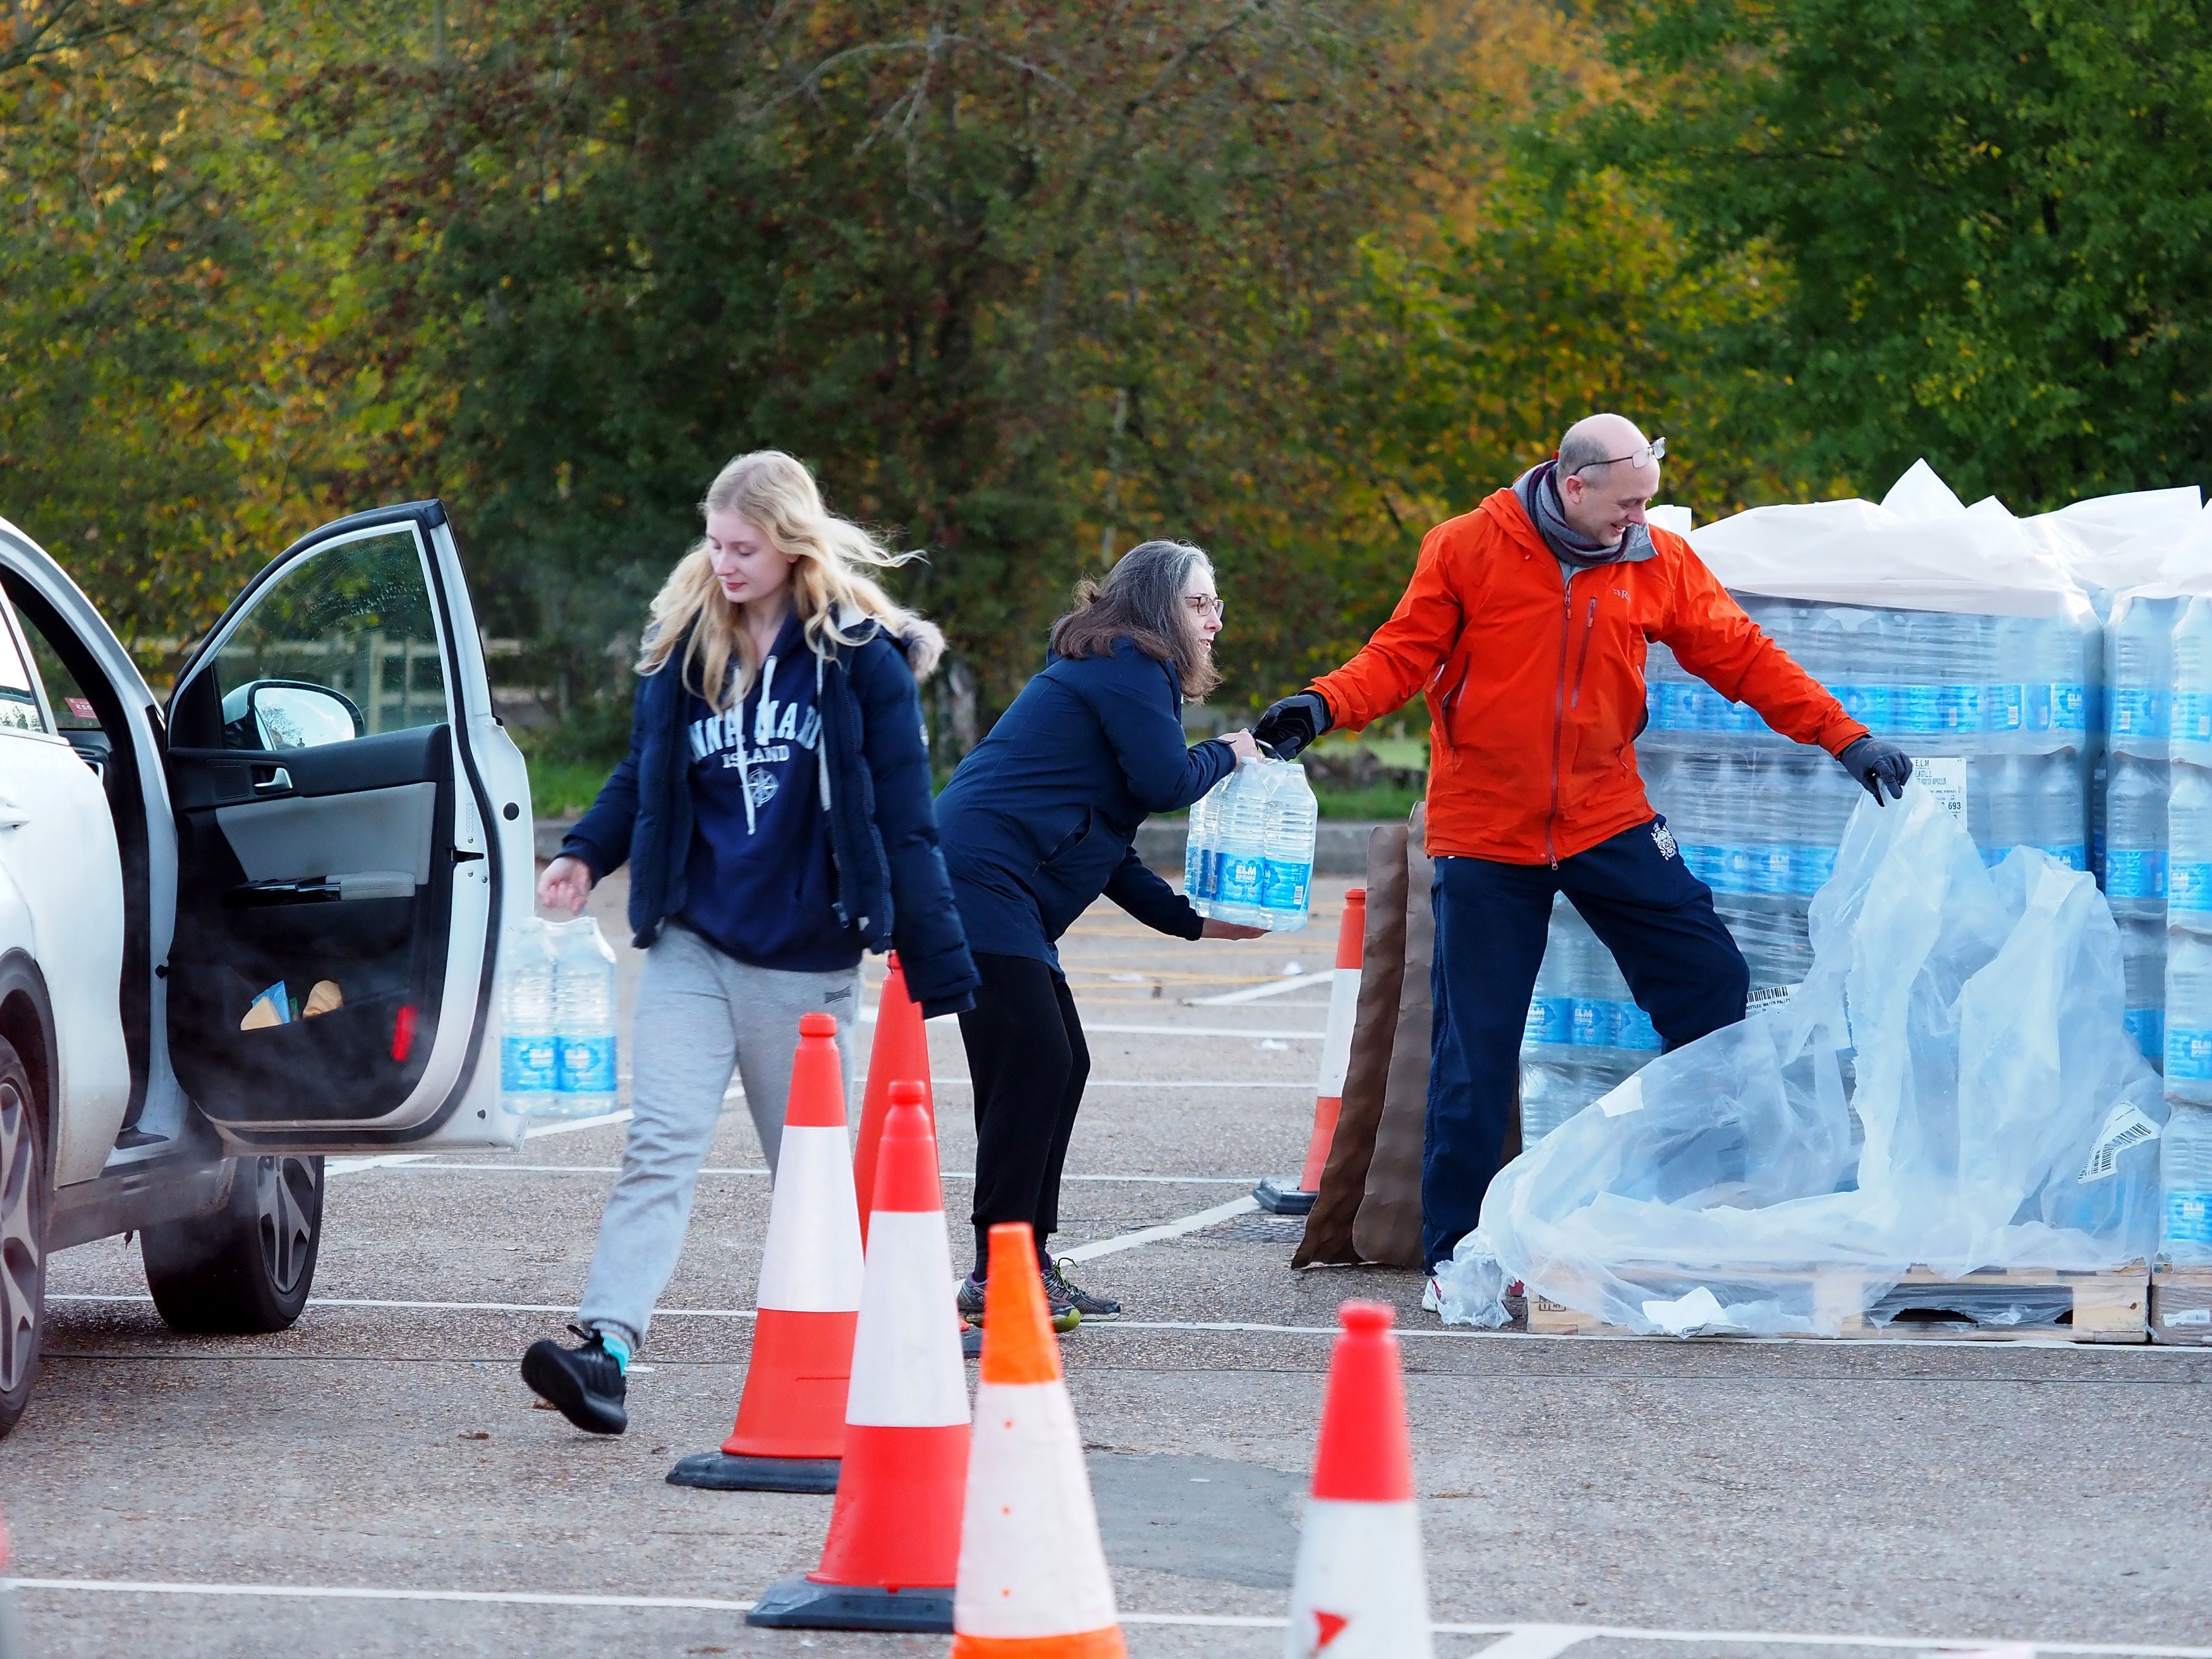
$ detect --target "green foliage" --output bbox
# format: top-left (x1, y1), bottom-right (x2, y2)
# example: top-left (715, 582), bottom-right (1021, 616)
top-left (1584, 0), bottom-right (2212, 507)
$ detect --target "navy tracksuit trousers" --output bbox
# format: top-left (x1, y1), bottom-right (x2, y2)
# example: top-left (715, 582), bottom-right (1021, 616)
top-left (1422, 814), bottom-right (1749, 1270)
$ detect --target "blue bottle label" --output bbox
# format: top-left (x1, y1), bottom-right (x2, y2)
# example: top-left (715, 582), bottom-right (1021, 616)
top-left (1793, 845), bottom-right (1837, 896)
top-left (2105, 849), bottom-right (2168, 899)
top-left (1524, 996), bottom-right (1574, 1047)
top-left (1614, 1003), bottom-right (1661, 1051)
top-left (1988, 684), bottom-right (2024, 733)
top-left (2044, 842), bottom-right (2088, 873)
top-left (502, 1035), bottom-right (559, 1093)
top-left (2172, 861), bottom-right (2212, 914)
top-left (1220, 855), bottom-right (1264, 904)
top-left (1570, 998), bottom-right (1615, 1047)
top-left (1659, 683), bottom-right (1703, 731)
top-left (2046, 683), bottom-right (2087, 732)
top-left (1893, 685), bottom-right (1940, 734)
top-left (2166, 1191), bottom-right (2212, 1244)
top-left (557, 1034), bottom-right (617, 1094)
top-left (1748, 844), bottom-right (1792, 895)
top-left (2176, 691), bottom-right (2212, 745)
top-left (2165, 1026), bottom-right (2212, 1082)
top-left (2125, 1007), bottom-right (2163, 1064)
top-left (1835, 683), bottom-right (1890, 729)
top-left (1936, 684), bottom-right (1983, 731)
top-left (1260, 858), bottom-right (1311, 912)
top-left (2110, 687), bottom-right (2168, 739)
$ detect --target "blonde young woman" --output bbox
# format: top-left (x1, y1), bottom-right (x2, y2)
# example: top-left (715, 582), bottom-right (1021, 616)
top-left (521, 451), bottom-right (978, 1435)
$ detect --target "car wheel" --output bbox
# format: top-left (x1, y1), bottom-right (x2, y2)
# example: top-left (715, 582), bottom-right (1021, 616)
top-left (0, 1036), bottom-right (49, 1440)
top-left (141, 1153), bottom-right (324, 1334)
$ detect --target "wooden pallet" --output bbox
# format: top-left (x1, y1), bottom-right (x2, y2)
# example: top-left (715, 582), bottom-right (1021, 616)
top-left (2150, 1265), bottom-right (2212, 1346)
top-left (1528, 1261), bottom-right (2148, 1343)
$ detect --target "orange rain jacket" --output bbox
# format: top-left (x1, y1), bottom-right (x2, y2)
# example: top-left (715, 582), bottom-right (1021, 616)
top-left (1310, 488), bottom-right (1869, 866)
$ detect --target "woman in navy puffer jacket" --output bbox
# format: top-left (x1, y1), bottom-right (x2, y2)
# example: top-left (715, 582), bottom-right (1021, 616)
top-left (935, 540), bottom-right (1265, 1325)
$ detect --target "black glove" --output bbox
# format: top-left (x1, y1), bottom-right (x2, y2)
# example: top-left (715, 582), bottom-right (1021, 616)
top-left (1838, 734), bottom-right (1913, 806)
top-left (1253, 690), bottom-right (1333, 760)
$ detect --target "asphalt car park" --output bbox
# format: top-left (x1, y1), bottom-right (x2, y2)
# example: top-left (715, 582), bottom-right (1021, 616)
top-left (6, 877), bottom-right (2211, 1657)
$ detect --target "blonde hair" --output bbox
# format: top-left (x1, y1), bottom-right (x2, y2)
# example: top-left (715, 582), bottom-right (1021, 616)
top-left (637, 450), bottom-right (944, 707)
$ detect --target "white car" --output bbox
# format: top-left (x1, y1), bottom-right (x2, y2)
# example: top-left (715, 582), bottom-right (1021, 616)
top-left (0, 502), bottom-right (538, 1436)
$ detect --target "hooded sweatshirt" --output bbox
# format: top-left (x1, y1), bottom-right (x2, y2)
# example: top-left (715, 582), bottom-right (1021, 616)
top-left (677, 609), bottom-right (860, 973)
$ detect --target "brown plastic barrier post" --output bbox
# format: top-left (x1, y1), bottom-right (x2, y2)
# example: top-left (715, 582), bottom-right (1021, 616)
top-left (1293, 823), bottom-right (1410, 1267)
top-left (1352, 803), bottom-right (1431, 1268)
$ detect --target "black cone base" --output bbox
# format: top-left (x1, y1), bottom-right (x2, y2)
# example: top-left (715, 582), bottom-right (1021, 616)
top-left (1253, 1177), bottom-right (1316, 1215)
top-left (744, 1573), bottom-right (954, 1632)
top-left (665, 1451), bottom-right (839, 1493)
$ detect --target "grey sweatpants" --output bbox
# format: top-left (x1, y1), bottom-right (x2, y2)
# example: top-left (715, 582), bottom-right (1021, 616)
top-left (577, 922), bottom-right (858, 1353)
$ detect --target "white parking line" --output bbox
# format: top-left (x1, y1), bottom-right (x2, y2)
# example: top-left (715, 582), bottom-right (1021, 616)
top-left (1186, 971), bottom-right (1337, 1006)
top-left (1058, 1195), bottom-right (1261, 1262)
top-left (6, 1583), bottom-right (2205, 1656)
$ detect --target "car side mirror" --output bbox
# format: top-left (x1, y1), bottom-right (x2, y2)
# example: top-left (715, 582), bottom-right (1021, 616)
top-left (221, 680), bottom-right (365, 751)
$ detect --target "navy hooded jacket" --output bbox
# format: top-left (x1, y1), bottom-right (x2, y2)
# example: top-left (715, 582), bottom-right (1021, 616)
top-left (561, 617), bottom-right (980, 1018)
top-left (934, 636), bottom-right (1237, 966)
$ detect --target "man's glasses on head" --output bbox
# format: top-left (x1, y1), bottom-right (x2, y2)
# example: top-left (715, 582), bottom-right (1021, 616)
top-left (1568, 435), bottom-right (1666, 477)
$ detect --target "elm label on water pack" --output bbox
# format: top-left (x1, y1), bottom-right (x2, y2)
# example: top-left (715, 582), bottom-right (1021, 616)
top-left (502, 1035), bottom-right (558, 1093)
top-left (2166, 1191), bottom-right (2212, 1245)
top-left (1910, 757), bottom-right (1967, 829)
top-left (1260, 858), bottom-right (1310, 911)
top-left (1219, 856), bottom-right (1264, 906)
top-left (557, 1035), bottom-right (617, 1093)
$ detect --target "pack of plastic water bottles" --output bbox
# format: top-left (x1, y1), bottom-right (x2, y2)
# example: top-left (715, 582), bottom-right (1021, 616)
top-left (1517, 462), bottom-right (2109, 1143)
top-left (1186, 755), bottom-right (1319, 932)
top-left (501, 915), bottom-right (621, 1119)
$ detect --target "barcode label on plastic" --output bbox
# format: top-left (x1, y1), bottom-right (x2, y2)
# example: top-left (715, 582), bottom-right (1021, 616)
top-left (1746, 982), bottom-right (1801, 1013)
top-left (1911, 757), bottom-right (1968, 827)
top-left (2079, 1100), bottom-right (2161, 1184)
top-left (2163, 1306), bottom-right (2211, 1328)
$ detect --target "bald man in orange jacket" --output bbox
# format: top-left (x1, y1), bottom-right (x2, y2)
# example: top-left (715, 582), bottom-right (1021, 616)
top-left (1255, 415), bottom-right (1912, 1287)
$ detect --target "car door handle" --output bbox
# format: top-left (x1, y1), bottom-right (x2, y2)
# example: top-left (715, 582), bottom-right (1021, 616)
top-left (0, 797), bottom-right (27, 829)
top-left (252, 767), bottom-right (292, 793)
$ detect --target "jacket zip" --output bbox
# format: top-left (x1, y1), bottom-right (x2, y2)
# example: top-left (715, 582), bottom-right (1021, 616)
top-left (1547, 571), bottom-right (1574, 867)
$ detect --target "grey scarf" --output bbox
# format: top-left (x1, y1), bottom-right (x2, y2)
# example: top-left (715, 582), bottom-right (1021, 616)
top-left (1515, 459), bottom-right (1655, 571)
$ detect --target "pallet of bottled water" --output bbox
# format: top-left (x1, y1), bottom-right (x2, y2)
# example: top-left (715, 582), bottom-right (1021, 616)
top-left (1186, 755), bottom-right (1318, 932)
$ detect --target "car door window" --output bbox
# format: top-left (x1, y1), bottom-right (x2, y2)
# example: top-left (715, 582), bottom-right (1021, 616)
top-left (0, 604), bottom-right (51, 735)
top-left (210, 529), bottom-right (449, 750)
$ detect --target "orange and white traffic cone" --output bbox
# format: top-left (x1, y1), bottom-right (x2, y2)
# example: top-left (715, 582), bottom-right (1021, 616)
top-left (748, 1080), bottom-right (971, 1632)
top-left (853, 951), bottom-right (935, 1247)
top-left (667, 1012), bottom-right (862, 1494)
top-left (1283, 1301), bottom-right (1432, 1657)
top-left (1256, 887), bottom-right (1366, 1215)
top-left (951, 1220), bottom-right (1125, 1657)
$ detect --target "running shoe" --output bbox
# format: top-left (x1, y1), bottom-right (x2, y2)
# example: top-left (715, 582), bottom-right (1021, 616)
top-left (958, 1272), bottom-right (1080, 1333)
top-left (1045, 1260), bottom-right (1121, 1321)
top-left (520, 1325), bottom-right (629, 1435)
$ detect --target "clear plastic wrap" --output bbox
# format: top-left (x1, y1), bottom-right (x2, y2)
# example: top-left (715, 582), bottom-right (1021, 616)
top-left (1442, 783), bottom-right (2166, 1335)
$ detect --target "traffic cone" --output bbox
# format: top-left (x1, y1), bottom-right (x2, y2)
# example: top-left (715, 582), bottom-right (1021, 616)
top-left (1256, 887), bottom-right (1366, 1215)
top-left (748, 1081), bottom-right (971, 1632)
top-left (667, 1012), bottom-right (861, 1494)
top-left (1282, 1301), bottom-right (1432, 1658)
top-left (951, 1221), bottom-right (1125, 1657)
top-left (853, 951), bottom-right (933, 1248)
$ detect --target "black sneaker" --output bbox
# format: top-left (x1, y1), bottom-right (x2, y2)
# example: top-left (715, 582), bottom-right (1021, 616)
top-left (1045, 1261), bottom-right (1121, 1321)
top-left (521, 1325), bottom-right (628, 1434)
top-left (958, 1272), bottom-right (1080, 1333)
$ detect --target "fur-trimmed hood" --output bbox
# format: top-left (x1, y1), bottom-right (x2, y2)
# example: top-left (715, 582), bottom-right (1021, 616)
top-left (832, 602), bottom-right (944, 682)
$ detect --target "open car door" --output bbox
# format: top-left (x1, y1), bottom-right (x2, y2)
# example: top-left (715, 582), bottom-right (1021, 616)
top-left (163, 502), bottom-right (535, 1150)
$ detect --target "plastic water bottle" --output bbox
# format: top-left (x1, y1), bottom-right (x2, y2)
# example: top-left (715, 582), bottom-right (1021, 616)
top-left (2029, 752), bottom-right (2087, 871)
top-left (2165, 934), bottom-right (2212, 1102)
top-left (500, 917), bottom-right (561, 1117)
top-left (1211, 760), bottom-right (1272, 927)
top-left (550, 916), bottom-right (620, 1118)
top-left (1647, 641), bottom-right (1692, 732)
top-left (1831, 607), bottom-right (1892, 734)
top-left (1988, 616), bottom-right (2031, 748)
top-left (1524, 904), bottom-right (1577, 1049)
top-left (2171, 596), bottom-right (2212, 768)
top-left (1743, 752), bottom-right (1794, 895)
top-left (1580, 942), bottom-right (1630, 1052)
top-left (1258, 759), bottom-right (1316, 930)
top-left (1967, 754), bottom-right (2028, 865)
top-left (1517, 1057), bottom-right (1577, 1145)
top-left (2120, 918), bottom-right (2165, 1069)
top-left (1184, 775), bottom-right (1222, 904)
top-left (2161, 1102), bottom-right (2212, 1265)
top-left (1932, 612), bottom-right (1988, 739)
top-left (2108, 595), bottom-right (2177, 758)
top-left (1895, 609), bottom-right (1945, 738)
top-left (2092, 751), bottom-right (2110, 882)
top-left (2171, 763), bottom-right (2212, 929)
top-left (2105, 755), bottom-right (2171, 916)
top-left (2031, 611), bottom-right (2094, 743)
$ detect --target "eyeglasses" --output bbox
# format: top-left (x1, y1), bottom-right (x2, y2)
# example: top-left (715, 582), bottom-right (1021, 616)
top-left (1186, 594), bottom-right (1225, 619)
top-left (1567, 435), bottom-right (1666, 476)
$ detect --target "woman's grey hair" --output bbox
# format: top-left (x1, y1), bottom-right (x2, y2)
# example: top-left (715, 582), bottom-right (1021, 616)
top-left (1049, 538), bottom-right (1220, 698)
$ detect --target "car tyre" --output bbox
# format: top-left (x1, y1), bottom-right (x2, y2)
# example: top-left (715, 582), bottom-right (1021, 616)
top-left (0, 1036), bottom-right (49, 1440)
top-left (142, 1153), bottom-right (324, 1334)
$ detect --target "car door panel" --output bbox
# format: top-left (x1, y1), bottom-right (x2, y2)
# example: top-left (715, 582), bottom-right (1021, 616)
top-left (162, 504), bottom-right (526, 1146)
